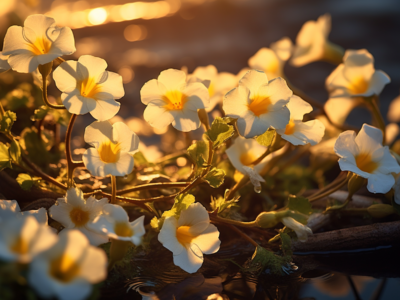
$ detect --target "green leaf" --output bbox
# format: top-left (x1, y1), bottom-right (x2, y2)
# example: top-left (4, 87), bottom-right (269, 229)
top-left (248, 246), bottom-right (291, 276)
top-left (205, 117), bottom-right (234, 148)
top-left (19, 127), bottom-right (49, 166)
top-left (217, 159), bottom-right (235, 179)
top-left (210, 189), bottom-right (239, 213)
top-left (133, 151), bottom-right (148, 167)
top-left (187, 140), bottom-right (209, 175)
top-left (287, 195), bottom-right (313, 224)
top-left (16, 173), bottom-right (38, 191)
top-left (32, 106), bottom-right (49, 120)
top-left (204, 167), bottom-right (225, 188)
top-left (255, 129), bottom-right (275, 147)
top-left (0, 143), bottom-right (11, 171)
top-left (279, 232), bottom-right (293, 256)
top-left (0, 111), bottom-right (16, 133)
top-left (162, 193), bottom-right (196, 219)
top-left (287, 195), bottom-right (313, 216)
top-left (9, 138), bottom-right (22, 164)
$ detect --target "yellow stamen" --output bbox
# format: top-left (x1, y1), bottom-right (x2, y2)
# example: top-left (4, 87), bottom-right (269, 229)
top-left (240, 152), bottom-right (257, 166)
top-left (78, 77), bottom-right (102, 98)
top-left (69, 207), bottom-right (90, 227)
top-left (10, 236), bottom-right (29, 255)
top-left (114, 222), bottom-right (133, 237)
top-left (27, 37), bottom-right (52, 56)
top-left (284, 119), bottom-right (296, 135)
top-left (49, 255), bottom-right (80, 283)
top-left (347, 76), bottom-right (369, 95)
top-left (176, 225), bottom-right (195, 245)
top-left (248, 94), bottom-right (271, 117)
top-left (162, 90), bottom-right (188, 111)
top-left (355, 153), bottom-right (379, 173)
top-left (98, 141), bottom-right (121, 163)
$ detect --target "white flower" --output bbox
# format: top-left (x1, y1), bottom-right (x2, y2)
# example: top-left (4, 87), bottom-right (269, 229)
top-left (334, 124), bottom-right (400, 193)
top-left (388, 95), bottom-right (400, 123)
top-left (226, 136), bottom-right (276, 174)
top-left (188, 65), bottom-right (237, 112)
top-left (88, 204), bottom-right (145, 245)
top-left (276, 95), bottom-right (325, 146)
top-left (158, 202), bottom-right (220, 274)
top-left (28, 230), bottom-right (107, 300)
top-left (0, 215), bottom-right (57, 263)
top-left (323, 97), bottom-right (361, 128)
top-left (281, 217), bottom-right (312, 242)
top-left (49, 187), bottom-right (108, 246)
top-left (82, 121), bottom-right (139, 177)
top-left (0, 199), bottom-right (48, 224)
top-left (53, 55), bottom-right (124, 121)
top-left (140, 69), bottom-right (210, 132)
top-left (291, 14), bottom-right (342, 67)
top-left (326, 49), bottom-right (390, 98)
top-left (2, 14), bottom-right (75, 73)
top-left (223, 70), bottom-right (291, 138)
top-left (0, 52), bottom-right (10, 72)
top-left (248, 37), bottom-right (293, 80)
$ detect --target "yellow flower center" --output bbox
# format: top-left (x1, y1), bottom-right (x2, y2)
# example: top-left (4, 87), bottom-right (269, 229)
top-left (240, 152), bottom-right (256, 166)
top-left (69, 207), bottom-right (90, 227)
top-left (98, 141), bottom-right (122, 163)
top-left (248, 94), bottom-right (271, 117)
top-left (176, 225), bottom-right (195, 245)
top-left (355, 153), bottom-right (379, 173)
top-left (208, 82), bottom-right (215, 97)
top-left (28, 37), bottom-right (52, 56)
top-left (284, 119), bottom-right (296, 135)
top-left (78, 77), bottom-right (102, 98)
top-left (49, 254), bottom-right (80, 283)
top-left (162, 90), bottom-right (188, 111)
top-left (10, 236), bottom-right (29, 255)
top-left (114, 222), bottom-right (133, 237)
top-left (347, 76), bottom-right (369, 95)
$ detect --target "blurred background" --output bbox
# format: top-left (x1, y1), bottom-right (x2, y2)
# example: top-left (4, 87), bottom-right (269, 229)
top-left (1, 0), bottom-right (400, 298)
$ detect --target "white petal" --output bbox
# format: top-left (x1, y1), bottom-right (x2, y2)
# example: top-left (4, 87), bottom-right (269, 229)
top-left (84, 121), bottom-right (113, 148)
top-left (369, 70), bottom-right (390, 96)
top-left (82, 148), bottom-right (106, 177)
top-left (103, 204), bottom-right (129, 223)
top-left (375, 147), bottom-right (400, 174)
top-left (79, 246), bottom-right (107, 283)
top-left (223, 85), bottom-right (251, 117)
top-left (105, 152), bottom-right (134, 176)
top-left (355, 124), bottom-right (383, 154)
top-left (78, 55), bottom-right (107, 79)
top-left (21, 207), bottom-right (48, 225)
top-left (367, 173), bottom-right (395, 194)
top-left (270, 37), bottom-right (293, 61)
top-left (143, 102), bottom-right (174, 129)
top-left (239, 69), bottom-right (269, 94)
top-left (140, 79), bottom-right (164, 105)
top-left (49, 201), bottom-right (75, 228)
top-left (183, 82), bottom-right (210, 109)
top-left (53, 60), bottom-right (79, 92)
top-left (171, 109), bottom-right (201, 132)
top-left (24, 14), bottom-right (55, 37)
top-left (62, 90), bottom-right (92, 115)
top-left (98, 71), bottom-right (125, 99)
top-left (112, 122), bottom-right (139, 154)
top-left (49, 26), bottom-right (76, 56)
top-left (191, 224), bottom-right (220, 255)
top-left (324, 97), bottom-right (358, 125)
top-left (178, 203), bottom-right (209, 235)
top-left (286, 95), bottom-right (312, 120)
top-left (259, 106), bottom-right (290, 130)
top-left (158, 69), bottom-right (186, 91)
top-left (388, 96), bottom-right (400, 123)
top-left (173, 245), bottom-right (203, 273)
top-left (334, 130), bottom-right (359, 160)
top-left (90, 94), bottom-right (120, 121)
top-left (158, 217), bottom-right (184, 255)
top-left (79, 227), bottom-right (109, 246)
top-left (263, 77), bottom-right (292, 107)
top-left (8, 50), bottom-right (38, 73)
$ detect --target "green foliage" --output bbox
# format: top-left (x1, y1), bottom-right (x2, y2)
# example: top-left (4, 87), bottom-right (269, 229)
top-left (248, 246), bottom-right (292, 276)
top-left (286, 195), bottom-right (313, 224)
top-left (9, 138), bottom-right (22, 164)
top-left (187, 140), bottom-right (209, 175)
top-left (162, 193), bottom-right (196, 219)
top-left (1, 88), bottom-right (32, 111)
top-left (205, 117), bottom-right (234, 148)
top-left (279, 232), bottom-right (293, 256)
top-left (133, 151), bottom-right (148, 167)
top-left (0, 111), bottom-right (16, 133)
top-left (16, 173), bottom-right (39, 190)
top-left (255, 129), bottom-right (275, 147)
top-left (217, 159), bottom-right (235, 179)
top-left (19, 127), bottom-right (49, 166)
top-left (0, 143), bottom-right (11, 171)
top-left (31, 106), bottom-right (70, 127)
top-left (204, 167), bottom-right (225, 188)
top-left (32, 105), bottom-right (49, 120)
top-left (210, 189), bottom-right (239, 213)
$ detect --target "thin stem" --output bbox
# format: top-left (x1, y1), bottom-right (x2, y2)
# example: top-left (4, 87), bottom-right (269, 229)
top-left (226, 175), bottom-right (249, 201)
top-left (209, 213), bottom-right (257, 228)
top-left (41, 72), bottom-right (65, 110)
top-left (367, 95), bottom-right (386, 144)
top-left (227, 224), bottom-right (258, 247)
top-left (111, 175), bottom-right (117, 204)
top-left (116, 181), bottom-right (189, 195)
top-left (156, 151), bottom-right (187, 164)
top-left (309, 176), bottom-right (349, 202)
top-left (66, 114), bottom-right (78, 188)
top-left (346, 275), bottom-right (363, 300)
top-left (21, 155), bottom-right (67, 190)
top-left (0, 102), bottom-right (5, 116)
top-left (309, 172), bottom-right (347, 198)
top-left (268, 144), bottom-right (309, 177)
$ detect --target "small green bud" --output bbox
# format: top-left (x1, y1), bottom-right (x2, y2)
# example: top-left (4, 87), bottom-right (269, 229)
top-left (367, 204), bottom-right (396, 218)
top-left (255, 210), bottom-right (290, 228)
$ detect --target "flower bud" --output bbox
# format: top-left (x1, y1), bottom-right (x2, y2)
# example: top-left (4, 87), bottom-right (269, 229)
top-left (367, 204), bottom-right (395, 218)
top-left (198, 108), bottom-right (210, 131)
top-left (255, 210), bottom-right (290, 228)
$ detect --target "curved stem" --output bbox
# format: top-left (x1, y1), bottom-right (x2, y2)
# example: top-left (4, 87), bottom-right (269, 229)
top-left (209, 213), bottom-right (257, 228)
top-left (309, 172), bottom-right (347, 198)
top-left (226, 175), bottom-right (249, 201)
top-left (111, 175), bottom-right (117, 204)
top-left (66, 114), bottom-right (78, 188)
top-left (41, 72), bottom-right (65, 110)
top-left (309, 176), bottom-right (349, 202)
top-left (367, 95), bottom-right (386, 143)
top-left (116, 181), bottom-right (189, 195)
